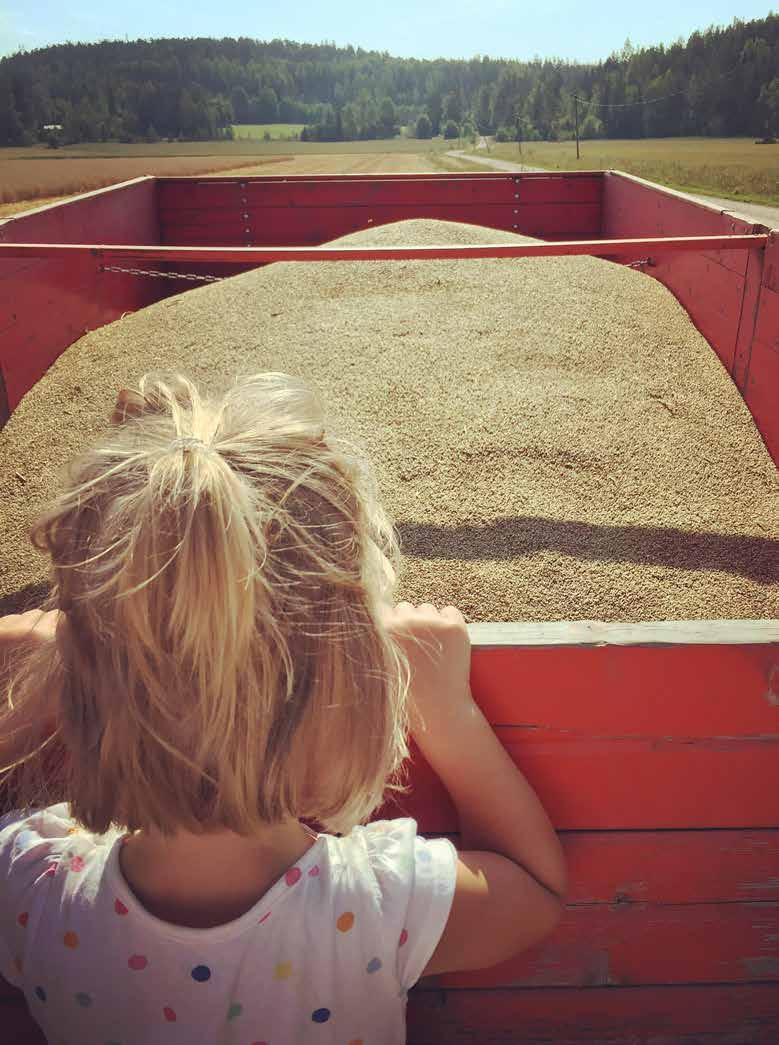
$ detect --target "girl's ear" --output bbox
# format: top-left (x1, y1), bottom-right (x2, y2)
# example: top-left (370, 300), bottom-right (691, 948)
top-left (111, 388), bottom-right (147, 426)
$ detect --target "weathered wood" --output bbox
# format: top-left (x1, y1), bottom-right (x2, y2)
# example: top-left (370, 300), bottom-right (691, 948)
top-left (467, 619), bottom-right (779, 646)
top-left (407, 983), bottom-right (779, 1043)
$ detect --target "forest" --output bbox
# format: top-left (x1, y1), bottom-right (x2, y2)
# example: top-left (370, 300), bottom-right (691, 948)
top-left (0, 14), bottom-right (777, 146)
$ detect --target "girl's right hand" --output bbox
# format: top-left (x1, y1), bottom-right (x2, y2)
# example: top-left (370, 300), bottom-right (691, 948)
top-left (382, 602), bottom-right (474, 741)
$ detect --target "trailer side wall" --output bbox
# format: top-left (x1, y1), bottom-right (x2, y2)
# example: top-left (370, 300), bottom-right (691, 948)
top-left (603, 171), bottom-right (779, 464)
top-left (0, 177), bottom-right (162, 425)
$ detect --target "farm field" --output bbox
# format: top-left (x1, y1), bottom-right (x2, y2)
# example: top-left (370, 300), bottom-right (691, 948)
top-left (232, 123), bottom-right (304, 139)
top-left (479, 137), bottom-right (779, 205)
top-left (0, 151), bottom-right (287, 207)
top-left (0, 138), bottom-right (445, 216)
top-left (216, 150), bottom-right (435, 178)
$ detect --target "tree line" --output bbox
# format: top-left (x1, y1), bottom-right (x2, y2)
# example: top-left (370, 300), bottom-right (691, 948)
top-left (0, 15), bottom-right (777, 147)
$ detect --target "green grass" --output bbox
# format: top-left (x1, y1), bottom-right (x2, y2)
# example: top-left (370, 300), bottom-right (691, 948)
top-left (232, 123), bottom-right (304, 140)
top-left (477, 137), bottom-right (779, 206)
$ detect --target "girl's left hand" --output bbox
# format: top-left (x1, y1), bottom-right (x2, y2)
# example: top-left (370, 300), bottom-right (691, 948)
top-left (0, 609), bottom-right (60, 661)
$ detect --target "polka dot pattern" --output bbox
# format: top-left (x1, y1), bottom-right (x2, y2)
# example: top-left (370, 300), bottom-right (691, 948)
top-left (336, 911), bottom-right (355, 933)
top-left (0, 814), bottom-right (455, 1040)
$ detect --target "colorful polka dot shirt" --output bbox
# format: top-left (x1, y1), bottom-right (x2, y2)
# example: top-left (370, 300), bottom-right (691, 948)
top-left (0, 805), bottom-right (457, 1044)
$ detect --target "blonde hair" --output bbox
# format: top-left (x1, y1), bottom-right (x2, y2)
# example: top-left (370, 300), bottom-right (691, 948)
top-left (0, 372), bottom-right (410, 836)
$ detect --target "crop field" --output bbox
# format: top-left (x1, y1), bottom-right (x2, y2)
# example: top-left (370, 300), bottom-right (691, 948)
top-left (0, 138), bottom-right (447, 215)
top-left (232, 123), bottom-right (305, 139)
top-left (481, 137), bottom-right (779, 204)
top-left (0, 151), bottom-right (288, 207)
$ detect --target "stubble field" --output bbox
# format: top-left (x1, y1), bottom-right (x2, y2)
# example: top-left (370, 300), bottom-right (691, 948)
top-left (0, 137), bottom-right (446, 213)
top-left (481, 137), bottom-right (779, 204)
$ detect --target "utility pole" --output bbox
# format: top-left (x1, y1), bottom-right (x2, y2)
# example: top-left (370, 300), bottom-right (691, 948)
top-left (574, 95), bottom-right (580, 160)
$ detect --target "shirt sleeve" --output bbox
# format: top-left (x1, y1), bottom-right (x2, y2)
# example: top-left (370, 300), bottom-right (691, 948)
top-left (0, 805), bottom-right (71, 987)
top-left (363, 817), bottom-right (458, 992)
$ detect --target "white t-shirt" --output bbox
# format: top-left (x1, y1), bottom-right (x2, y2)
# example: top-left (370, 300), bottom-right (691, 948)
top-left (0, 805), bottom-right (457, 1045)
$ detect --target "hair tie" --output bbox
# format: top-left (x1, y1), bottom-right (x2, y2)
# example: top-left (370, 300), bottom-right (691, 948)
top-left (169, 436), bottom-right (212, 453)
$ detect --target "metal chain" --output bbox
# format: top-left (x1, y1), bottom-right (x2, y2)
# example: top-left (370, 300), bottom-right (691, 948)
top-left (101, 259), bottom-right (654, 282)
top-left (99, 264), bottom-right (224, 284)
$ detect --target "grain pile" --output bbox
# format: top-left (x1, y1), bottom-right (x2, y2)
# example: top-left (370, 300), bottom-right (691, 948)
top-left (2, 219), bottom-right (778, 621)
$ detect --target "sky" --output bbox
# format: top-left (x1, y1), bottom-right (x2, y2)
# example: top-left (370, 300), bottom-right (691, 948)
top-left (0, 1), bottom-right (774, 62)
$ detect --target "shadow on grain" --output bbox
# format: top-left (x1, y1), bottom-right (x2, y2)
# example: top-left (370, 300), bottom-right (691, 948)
top-left (396, 517), bottom-right (779, 583)
top-left (0, 581), bottom-right (52, 617)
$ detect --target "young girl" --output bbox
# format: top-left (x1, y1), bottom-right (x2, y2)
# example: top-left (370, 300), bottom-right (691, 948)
top-left (0, 371), bottom-right (566, 1045)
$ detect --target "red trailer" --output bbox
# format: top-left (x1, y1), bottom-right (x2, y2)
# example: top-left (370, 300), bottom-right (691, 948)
top-left (0, 171), bottom-right (777, 1044)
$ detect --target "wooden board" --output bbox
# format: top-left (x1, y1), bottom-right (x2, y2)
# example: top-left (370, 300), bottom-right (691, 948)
top-left (397, 629), bottom-right (779, 1041)
top-left (407, 983), bottom-right (779, 1043)
top-left (157, 172), bottom-right (604, 246)
top-left (157, 172), bottom-right (603, 210)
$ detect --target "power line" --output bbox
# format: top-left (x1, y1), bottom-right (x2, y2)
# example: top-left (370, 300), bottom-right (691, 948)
top-left (571, 62), bottom-right (743, 109)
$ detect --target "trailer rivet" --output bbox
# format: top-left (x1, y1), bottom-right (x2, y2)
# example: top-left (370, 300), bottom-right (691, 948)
top-left (514, 194), bottom-right (519, 199)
